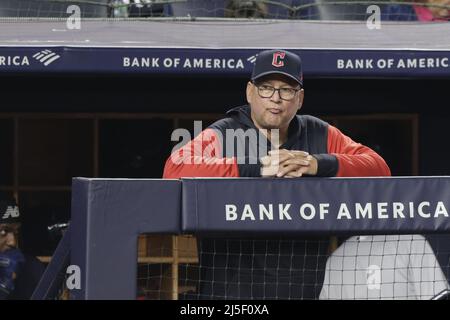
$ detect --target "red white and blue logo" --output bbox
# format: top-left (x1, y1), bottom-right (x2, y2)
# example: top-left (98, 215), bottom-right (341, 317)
top-left (272, 51), bottom-right (286, 67)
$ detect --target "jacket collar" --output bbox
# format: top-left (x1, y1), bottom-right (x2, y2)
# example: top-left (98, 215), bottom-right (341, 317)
top-left (226, 104), bottom-right (301, 149)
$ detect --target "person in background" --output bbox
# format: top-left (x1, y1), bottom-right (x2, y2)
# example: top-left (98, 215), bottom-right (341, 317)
top-left (381, 0), bottom-right (450, 21)
top-left (0, 196), bottom-right (45, 300)
top-left (320, 234), bottom-right (449, 300)
top-left (414, 0), bottom-right (450, 21)
top-left (225, 0), bottom-right (268, 18)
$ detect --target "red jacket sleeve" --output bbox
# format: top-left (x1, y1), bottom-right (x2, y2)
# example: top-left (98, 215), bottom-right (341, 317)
top-left (327, 125), bottom-right (391, 177)
top-left (163, 128), bottom-right (240, 179)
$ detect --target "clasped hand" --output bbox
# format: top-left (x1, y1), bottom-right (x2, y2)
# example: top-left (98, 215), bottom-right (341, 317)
top-left (260, 149), bottom-right (318, 178)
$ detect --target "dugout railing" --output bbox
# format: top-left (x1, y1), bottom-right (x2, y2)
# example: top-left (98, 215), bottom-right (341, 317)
top-left (34, 177), bottom-right (450, 299)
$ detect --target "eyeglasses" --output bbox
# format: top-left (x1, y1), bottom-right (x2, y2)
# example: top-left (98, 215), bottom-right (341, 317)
top-left (254, 83), bottom-right (301, 101)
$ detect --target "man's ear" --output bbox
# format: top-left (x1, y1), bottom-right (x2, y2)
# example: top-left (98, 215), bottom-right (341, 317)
top-left (297, 89), bottom-right (305, 111)
top-left (246, 81), bottom-right (253, 104)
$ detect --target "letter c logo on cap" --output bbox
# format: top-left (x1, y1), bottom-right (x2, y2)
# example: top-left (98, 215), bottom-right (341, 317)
top-left (272, 52), bottom-right (285, 67)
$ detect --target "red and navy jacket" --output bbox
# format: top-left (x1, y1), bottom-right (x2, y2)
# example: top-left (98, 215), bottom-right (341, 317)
top-left (163, 105), bottom-right (391, 179)
top-left (163, 105), bottom-right (390, 299)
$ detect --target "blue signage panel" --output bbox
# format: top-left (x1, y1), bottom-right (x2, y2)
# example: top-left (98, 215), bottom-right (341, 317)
top-left (182, 177), bottom-right (450, 235)
top-left (0, 46), bottom-right (449, 77)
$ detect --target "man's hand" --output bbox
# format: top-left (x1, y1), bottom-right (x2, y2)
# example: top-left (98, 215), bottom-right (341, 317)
top-left (260, 149), bottom-right (318, 178)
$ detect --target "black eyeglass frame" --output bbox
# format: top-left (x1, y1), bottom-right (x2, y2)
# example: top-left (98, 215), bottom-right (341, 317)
top-left (252, 81), bottom-right (302, 101)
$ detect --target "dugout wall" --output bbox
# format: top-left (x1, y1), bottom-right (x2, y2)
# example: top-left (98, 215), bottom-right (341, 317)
top-left (64, 177), bottom-right (450, 300)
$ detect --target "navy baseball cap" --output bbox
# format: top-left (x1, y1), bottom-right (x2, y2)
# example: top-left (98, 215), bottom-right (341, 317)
top-left (0, 197), bottom-right (20, 224)
top-left (251, 49), bottom-right (303, 87)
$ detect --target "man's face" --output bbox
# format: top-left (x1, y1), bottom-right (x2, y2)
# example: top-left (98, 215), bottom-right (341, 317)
top-left (0, 223), bottom-right (19, 252)
top-left (246, 74), bottom-right (304, 132)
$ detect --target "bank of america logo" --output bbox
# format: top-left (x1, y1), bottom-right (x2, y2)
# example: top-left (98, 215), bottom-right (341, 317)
top-left (247, 55), bottom-right (258, 64)
top-left (32, 50), bottom-right (61, 66)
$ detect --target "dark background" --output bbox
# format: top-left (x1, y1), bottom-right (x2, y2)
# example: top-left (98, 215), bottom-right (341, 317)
top-left (0, 74), bottom-right (448, 255)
